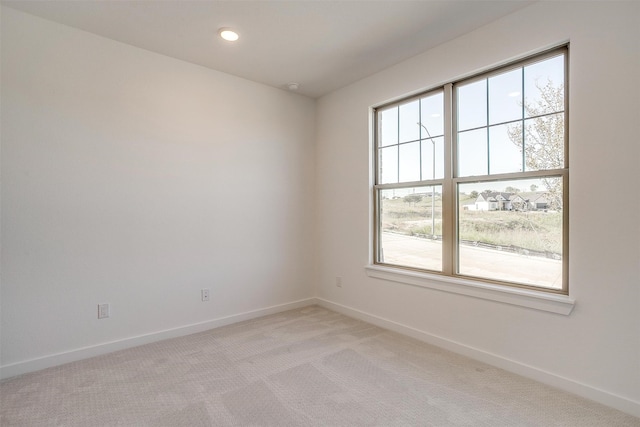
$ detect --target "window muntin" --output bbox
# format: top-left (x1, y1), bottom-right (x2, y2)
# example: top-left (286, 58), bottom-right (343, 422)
top-left (374, 47), bottom-right (568, 293)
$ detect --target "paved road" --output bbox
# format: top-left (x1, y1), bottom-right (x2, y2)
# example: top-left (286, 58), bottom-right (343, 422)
top-left (380, 232), bottom-right (562, 289)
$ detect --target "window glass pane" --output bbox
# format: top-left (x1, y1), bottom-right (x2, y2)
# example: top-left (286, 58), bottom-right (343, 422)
top-left (458, 128), bottom-right (488, 177)
top-left (379, 186), bottom-right (442, 271)
top-left (457, 79), bottom-right (487, 131)
top-left (379, 107), bottom-right (398, 147)
top-left (420, 92), bottom-right (444, 137)
top-left (489, 124), bottom-right (522, 174)
top-left (379, 145), bottom-right (398, 184)
top-left (458, 178), bottom-right (563, 289)
top-left (524, 55), bottom-right (564, 118)
top-left (399, 141), bottom-right (421, 183)
top-left (523, 112), bottom-right (564, 171)
top-left (421, 136), bottom-right (444, 180)
top-left (489, 68), bottom-right (522, 125)
top-left (399, 100), bottom-right (420, 143)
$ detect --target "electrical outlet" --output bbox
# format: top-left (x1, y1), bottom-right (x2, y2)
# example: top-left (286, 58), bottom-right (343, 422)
top-left (98, 303), bottom-right (110, 319)
top-left (201, 288), bottom-right (210, 302)
top-left (336, 277), bottom-right (342, 288)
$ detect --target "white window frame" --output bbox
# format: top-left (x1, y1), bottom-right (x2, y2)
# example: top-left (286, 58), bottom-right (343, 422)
top-left (369, 46), bottom-right (574, 315)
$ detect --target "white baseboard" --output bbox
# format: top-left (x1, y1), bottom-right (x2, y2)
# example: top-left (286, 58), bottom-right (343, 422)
top-left (0, 298), bottom-right (316, 380)
top-left (4, 296), bottom-right (638, 418)
top-left (315, 297), bottom-right (640, 419)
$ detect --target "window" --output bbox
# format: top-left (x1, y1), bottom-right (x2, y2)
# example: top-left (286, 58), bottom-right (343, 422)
top-left (373, 47), bottom-right (568, 294)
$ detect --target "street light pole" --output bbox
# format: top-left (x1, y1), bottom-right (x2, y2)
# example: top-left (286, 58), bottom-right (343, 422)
top-left (418, 122), bottom-right (436, 239)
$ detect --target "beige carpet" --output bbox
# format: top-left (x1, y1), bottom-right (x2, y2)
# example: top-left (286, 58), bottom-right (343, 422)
top-left (1, 305), bottom-right (638, 426)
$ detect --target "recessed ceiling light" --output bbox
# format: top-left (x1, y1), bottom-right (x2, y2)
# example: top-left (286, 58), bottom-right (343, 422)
top-left (218, 28), bottom-right (239, 42)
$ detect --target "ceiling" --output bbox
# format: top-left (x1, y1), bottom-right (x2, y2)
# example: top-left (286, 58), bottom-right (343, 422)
top-left (2, 1), bottom-right (533, 98)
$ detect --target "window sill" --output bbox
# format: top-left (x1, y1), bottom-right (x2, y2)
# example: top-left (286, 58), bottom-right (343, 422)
top-left (365, 265), bottom-right (575, 315)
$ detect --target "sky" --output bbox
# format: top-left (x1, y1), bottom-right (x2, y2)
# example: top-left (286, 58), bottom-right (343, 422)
top-left (377, 53), bottom-right (565, 189)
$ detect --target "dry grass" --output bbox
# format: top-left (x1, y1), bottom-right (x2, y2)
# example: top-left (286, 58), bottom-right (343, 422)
top-left (380, 195), bottom-right (562, 254)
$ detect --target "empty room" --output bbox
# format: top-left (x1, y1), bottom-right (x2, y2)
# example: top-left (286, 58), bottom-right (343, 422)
top-left (1, 1), bottom-right (639, 425)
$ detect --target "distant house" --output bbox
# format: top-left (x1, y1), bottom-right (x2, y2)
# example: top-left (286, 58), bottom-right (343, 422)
top-left (473, 192), bottom-right (549, 211)
top-left (474, 192), bottom-right (513, 211)
top-left (522, 192), bottom-right (550, 210)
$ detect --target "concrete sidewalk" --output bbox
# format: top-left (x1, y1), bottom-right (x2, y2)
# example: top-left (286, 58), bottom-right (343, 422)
top-left (380, 232), bottom-right (562, 289)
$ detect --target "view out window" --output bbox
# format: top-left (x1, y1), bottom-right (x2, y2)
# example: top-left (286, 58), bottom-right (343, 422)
top-left (374, 47), bottom-right (568, 293)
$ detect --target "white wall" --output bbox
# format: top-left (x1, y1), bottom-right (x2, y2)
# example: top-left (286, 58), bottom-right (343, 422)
top-left (316, 1), bottom-right (640, 415)
top-left (1, 7), bottom-right (316, 373)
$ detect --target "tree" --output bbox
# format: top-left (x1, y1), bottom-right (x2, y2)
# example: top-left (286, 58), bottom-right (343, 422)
top-left (507, 80), bottom-right (564, 209)
top-left (469, 190), bottom-right (479, 199)
top-left (530, 184), bottom-right (538, 192)
top-left (511, 198), bottom-right (527, 212)
top-left (403, 194), bottom-right (422, 206)
top-left (505, 186), bottom-right (520, 194)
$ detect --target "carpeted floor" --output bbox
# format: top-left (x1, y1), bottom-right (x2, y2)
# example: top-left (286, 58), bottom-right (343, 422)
top-left (1, 305), bottom-right (638, 426)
